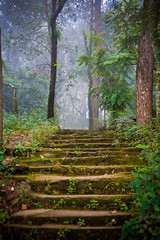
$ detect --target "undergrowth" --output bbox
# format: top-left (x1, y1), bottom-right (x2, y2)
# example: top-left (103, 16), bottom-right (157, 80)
top-left (115, 116), bottom-right (160, 240)
top-left (3, 110), bottom-right (59, 150)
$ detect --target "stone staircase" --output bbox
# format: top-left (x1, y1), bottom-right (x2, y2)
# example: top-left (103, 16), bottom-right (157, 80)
top-left (3, 129), bottom-right (142, 240)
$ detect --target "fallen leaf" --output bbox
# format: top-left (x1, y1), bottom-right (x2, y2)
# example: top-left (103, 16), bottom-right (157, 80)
top-left (22, 204), bottom-right (27, 210)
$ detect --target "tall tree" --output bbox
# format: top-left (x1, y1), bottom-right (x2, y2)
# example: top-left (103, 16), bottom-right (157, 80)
top-left (0, 27), bottom-right (3, 150)
top-left (84, 0), bottom-right (102, 129)
top-left (47, 0), bottom-right (67, 119)
top-left (136, 0), bottom-right (156, 125)
top-left (90, 0), bottom-right (101, 129)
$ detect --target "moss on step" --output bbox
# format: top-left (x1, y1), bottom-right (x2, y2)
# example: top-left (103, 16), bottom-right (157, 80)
top-left (24, 193), bottom-right (133, 212)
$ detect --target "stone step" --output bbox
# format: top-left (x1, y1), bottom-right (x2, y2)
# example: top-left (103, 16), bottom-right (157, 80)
top-left (50, 138), bottom-right (117, 143)
top-left (3, 223), bottom-right (122, 240)
top-left (11, 164), bottom-right (139, 175)
top-left (13, 173), bottom-right (134, 195)
top-left (56, 129), bottom-right (115, 136)
top-left (31, 148), bottom-right (140, 159)
top-left (41, 142), bottom-right (133, 149)
top-left (9, 209), bottom-right (131, 226)
top-left (51, 133), bottom-right (115, 139)
top-left (3, 129), bottom-right (139, 240)
top-left (21, 155), bottom-right (140, 166)
top-left (25, 192), bottom-right (133, 211)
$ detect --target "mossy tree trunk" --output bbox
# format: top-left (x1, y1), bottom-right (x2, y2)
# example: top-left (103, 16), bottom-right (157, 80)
top-left (0, 27), bottom-right (3, 150)
top-left (136, 0), bottom-right (154, 125)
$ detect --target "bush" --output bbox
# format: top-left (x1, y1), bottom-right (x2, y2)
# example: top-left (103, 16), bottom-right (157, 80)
top-left (119, 119), bottom-right (160, 240)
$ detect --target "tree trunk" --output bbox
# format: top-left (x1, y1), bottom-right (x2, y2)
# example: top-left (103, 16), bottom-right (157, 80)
top-left (86, 0), bottom-right (101, 130)
top-left (0, 27), bottom-right (3, 150)
top-left (3, 82), bottom-right (18, 115)
top-left (47, 0), bottom-right (67, 119)
top-left (47, 21), bottom-right (57, 118)
top-left (90, 0), bottom-right (101, 129)
top-left (156, 69), bottom-right (160, 117)
top-left (136, 0), bottom-right (154, 125)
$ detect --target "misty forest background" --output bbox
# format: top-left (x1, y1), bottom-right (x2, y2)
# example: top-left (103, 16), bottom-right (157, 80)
top-left (0, 0), bottom-right (160, 130)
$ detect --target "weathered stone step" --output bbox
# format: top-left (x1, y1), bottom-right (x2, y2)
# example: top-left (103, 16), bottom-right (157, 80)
top-left (56, 129), bottom-right (115, 136)
top-left (13, 173), bottom-right (133, 195)
top-left (50, 137), bottom-right (116, 144)
top-left (25, 192), bottom-right (133, 211)
top-left (9, 209), bottom-right (130, 226)
top-left (32, 148), bottom-right (140, 160)
top-left (41, 142), bottom-right (133, 149)
top-left (51, 133), bottom-right (115, 140)
top-left (11, 164), bottom-right (139, 175)
top-left (3, 223), bottom-right (122, 240)
top-left (21, 155), bottom-right (140, 166)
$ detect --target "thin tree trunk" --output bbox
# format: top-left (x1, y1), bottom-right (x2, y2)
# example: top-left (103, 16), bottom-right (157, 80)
top-left (48, 21), bottom-right (57, 118)
top-left (3, 82), bottom-right (18, 114)
top-left (0, 27), bottom-right (3, 150)
top-left (47, 0), bottom-right (67, 119)
top-left (156, 69), bottom-right (160, 117)
top-left (91, 0), bottom-right (101, 129)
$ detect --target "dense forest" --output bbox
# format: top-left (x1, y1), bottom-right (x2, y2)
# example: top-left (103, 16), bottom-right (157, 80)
top-left (0, 0), bottom-right (160, 239)
top-left (0, 0), bottom-right (159, 130)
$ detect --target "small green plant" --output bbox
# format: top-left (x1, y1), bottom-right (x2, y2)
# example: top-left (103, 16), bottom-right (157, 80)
top-left (67, 177), bottom-right (79, 194)
top-left (77, 218), bottom-right (86, 227)
top-left (68, 167), bottom-right (74, 175)
top-left (81, 167), bottom-right (86, 173)
top-left (65, 150), bottom-right (70, 156)
top-left (0, 209), bottom-right (9, 224)
top-left (113, 139), bottom-right (120, 147)
top-left (75, 151), bottom-right (82, 157)
top-left (88, 183), bottom-right (93, 192)
top-left (58, 198), bottom-right (66, 207)
top-left (44, 183), bottom-right (52, 193)
top-left (52, 190), bottom-right (59, 195)
top-left (87, 199), bottom-right (99, 209)
top-left (63, 220), bottom-right (73, 225)
top-left (57, 226), bottom-right (70, 240)
top-left (27, 220), bottom-right (32, 225)
top-left (32, 202), bottom-right (44, 208)
top-left (9, 156), bottom-right (19, 165)
top-left (112, 199), bottom-right (128, 211)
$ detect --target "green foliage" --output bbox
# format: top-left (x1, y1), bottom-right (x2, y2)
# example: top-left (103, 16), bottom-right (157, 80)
top-left (67, 177), bottom-right (79, 194)
top-left (3, 110), bottom-right (59, 150)
top-left (0, 151), bottom-right (5, 170)
top-left (79, 30), bottom-right (135, 119)
top-left (119, 120), bottom-right (160, 239)
top-left (87, 199), bottom-right (99, 209)
top-left (116, 116), bottom-right (159, 143)
top-left (0, 209), bottom-right (9, 225)
top-left (57, 226), bottom-right (70, 240)
top-left (77, 218), bottom-right (86, 227)
top-left (3, 72), bottom-right (48, 114)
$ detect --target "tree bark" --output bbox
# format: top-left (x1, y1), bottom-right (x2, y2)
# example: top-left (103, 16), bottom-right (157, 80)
top-left (47, 0), bottom-right (67, 119)
top-left (156, 69), bottom-right (160, 117)
top-left (136, 0), bottom-right (154, 125)
top-left (86, 0), bottom-right (102, 130)
top-left (0, 27), bottom-right (3, 150)
top-left (3, 82), bottom-right (18, 115)
top-left (91, 0), bottom-right (101, 129)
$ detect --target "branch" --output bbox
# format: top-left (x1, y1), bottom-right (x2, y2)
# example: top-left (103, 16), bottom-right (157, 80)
top-left (50, 0), bottom-right (67, 25)
top-left (3, 82), bottom-right (17, 89)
